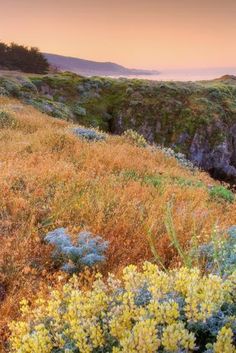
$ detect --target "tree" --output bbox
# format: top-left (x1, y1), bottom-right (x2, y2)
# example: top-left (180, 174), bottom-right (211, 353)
top-left (0, 42), bottom-right (8, 68)
top-left (0, 41), bottom-right (49, 73)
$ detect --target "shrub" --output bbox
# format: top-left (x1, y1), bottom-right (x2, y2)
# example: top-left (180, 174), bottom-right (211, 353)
top-left (26, 98), bottom-right (73, 120)
top-left (143, 175), bottom-right (164, 188)
top-left (123, 129), bottom-right (147, 147)
top-left (1, 78), bottom-right (21, 97)
top-left (0, 111), bottom-right (17, 129)
top-left (197, 226), bottom-right (236, 276)
top-left (21, 80), bottom-right (38, 93)
top-left (72, 127), bottom-right (105, 141)
top-left (121, 170), bottom-right (140, 181)
top-left (0, 87), bottom-right (9, 96)
top-left (73, 104), bottom-right (87, 116)
top-left (9, 264), bottom-right (236, 352)
top-left (45, 228), bottom-right (108, 273)
top-left (157, 146), bottom-right (197, 171)
top-left (209, 185), bottom-right (234, 203)
top-left (126, 86), bottom-right (134, 95)
top-left (77, 84), bottom-right (85, 93)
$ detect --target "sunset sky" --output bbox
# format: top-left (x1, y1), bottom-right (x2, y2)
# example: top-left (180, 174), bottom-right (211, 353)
top-left (0, 0), bottom-right (236, 69)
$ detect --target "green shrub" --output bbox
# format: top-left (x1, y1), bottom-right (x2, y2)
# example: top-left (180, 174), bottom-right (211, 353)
top-left (121, 170), bottom-right (140, 181)
top-left (0, 111), bottom-right (17, 129)
top-left (0, 87), bottom-right (9, 96)
top-left (26, 98), bottom-right (73, 120)
top-left (209, 185), bottom-right (234, 203)
top-left (143, 175), bottom-right (164, 188)
top-left (0, 78), bottom-right (22, 97)
top-left (73, 104), bottom-right (87, 116)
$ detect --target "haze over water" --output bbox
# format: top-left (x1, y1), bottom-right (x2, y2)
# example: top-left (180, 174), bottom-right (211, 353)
top-left (116, 67), bottom-right (236, 82)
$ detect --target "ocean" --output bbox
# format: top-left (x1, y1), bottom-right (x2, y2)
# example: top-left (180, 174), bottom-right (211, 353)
top-left (120, 67), bottom-right (236, 82)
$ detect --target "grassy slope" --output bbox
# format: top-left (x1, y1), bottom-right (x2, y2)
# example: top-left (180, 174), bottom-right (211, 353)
top-left (0, 96), bottom-right (236, 349)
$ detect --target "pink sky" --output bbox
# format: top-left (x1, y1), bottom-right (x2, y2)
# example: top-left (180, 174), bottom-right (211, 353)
top-left (0, 0), bottom-right (236, 69)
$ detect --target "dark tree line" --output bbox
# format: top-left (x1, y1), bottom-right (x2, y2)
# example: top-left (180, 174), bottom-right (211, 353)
top-left (0, 42), bottom-right (49, 74)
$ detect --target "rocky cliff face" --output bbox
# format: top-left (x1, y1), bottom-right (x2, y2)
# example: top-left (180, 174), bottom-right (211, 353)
top-left (112, 116), bottom-right (236, 183)
top-left (109, 77), bottom-right (236, 183)
top-left (113, 112), bottom-right (236, 182)
top-left (189, 123), bottom-right (236, 181)
top-left (1, 72), bottom-right (236, 182)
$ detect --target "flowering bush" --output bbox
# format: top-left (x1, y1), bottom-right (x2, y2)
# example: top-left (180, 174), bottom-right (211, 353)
top-left (72, 127), bottom-right (105, 141)
top-left (197, 226), bottom-right (236, 276)
top-left (123, 129), bottom-right (148, 147)
top-left (9, 264), bottom-right (236, 352)
top-left (45, 228), bottom-right (108, 273)
top-left (156, 146), bottom-right (197, 171)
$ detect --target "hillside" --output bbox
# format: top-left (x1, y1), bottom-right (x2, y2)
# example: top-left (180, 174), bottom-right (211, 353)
top-left (44, 53), bottom-right (160, 76)
top-left (0, 95), bottom-right (236, 351)
top-left (1, 72), bottom-right (236, 182)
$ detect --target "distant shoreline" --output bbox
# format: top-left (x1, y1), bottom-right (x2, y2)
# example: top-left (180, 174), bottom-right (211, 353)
top-left (44, 52), bottom-right (160, 77)
top-left (1, 67), bottom-right (236, 83)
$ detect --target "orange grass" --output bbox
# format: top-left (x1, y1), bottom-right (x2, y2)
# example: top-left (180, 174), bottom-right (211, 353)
top-left (0, 97), bottom-right (236, 350)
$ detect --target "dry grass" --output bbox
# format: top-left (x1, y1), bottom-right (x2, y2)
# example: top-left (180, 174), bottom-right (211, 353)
top-left (0, 97), bottom-right (236, 350)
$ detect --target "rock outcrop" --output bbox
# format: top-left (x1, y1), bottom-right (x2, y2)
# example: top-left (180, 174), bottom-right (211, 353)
top-left (189, 124), bottom-right (236, 181)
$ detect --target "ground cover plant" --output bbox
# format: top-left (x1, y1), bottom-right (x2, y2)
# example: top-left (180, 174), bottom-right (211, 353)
top-left (0, 96), bottom-right (236, 351)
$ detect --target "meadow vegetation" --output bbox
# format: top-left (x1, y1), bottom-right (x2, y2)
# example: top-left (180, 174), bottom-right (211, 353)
top-left (2, 71), bottom-right (236, 182)
top-left (0, 96), bottom-right (235, 351)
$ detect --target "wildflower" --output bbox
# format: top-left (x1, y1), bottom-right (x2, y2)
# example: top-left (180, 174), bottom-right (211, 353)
top-left (162, 322), bottom-right (196, 351)
top-left (214, 326), bottom-right (236, 353)
top-left (9, 264), bottom-right (236, 353)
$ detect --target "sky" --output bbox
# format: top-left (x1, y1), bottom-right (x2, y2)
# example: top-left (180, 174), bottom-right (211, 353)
top-left (0, 0), bottom-right (236, 70)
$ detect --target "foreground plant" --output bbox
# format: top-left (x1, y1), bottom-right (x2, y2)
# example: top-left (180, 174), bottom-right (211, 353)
top-left (197, 225), bottom-right (236, 276)
top-left (10, 263), bottom-right (236, 352)
top-left (149, 202), bottom-right (236, 275)
top-left (45, 228), bottom-right (109, 273)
